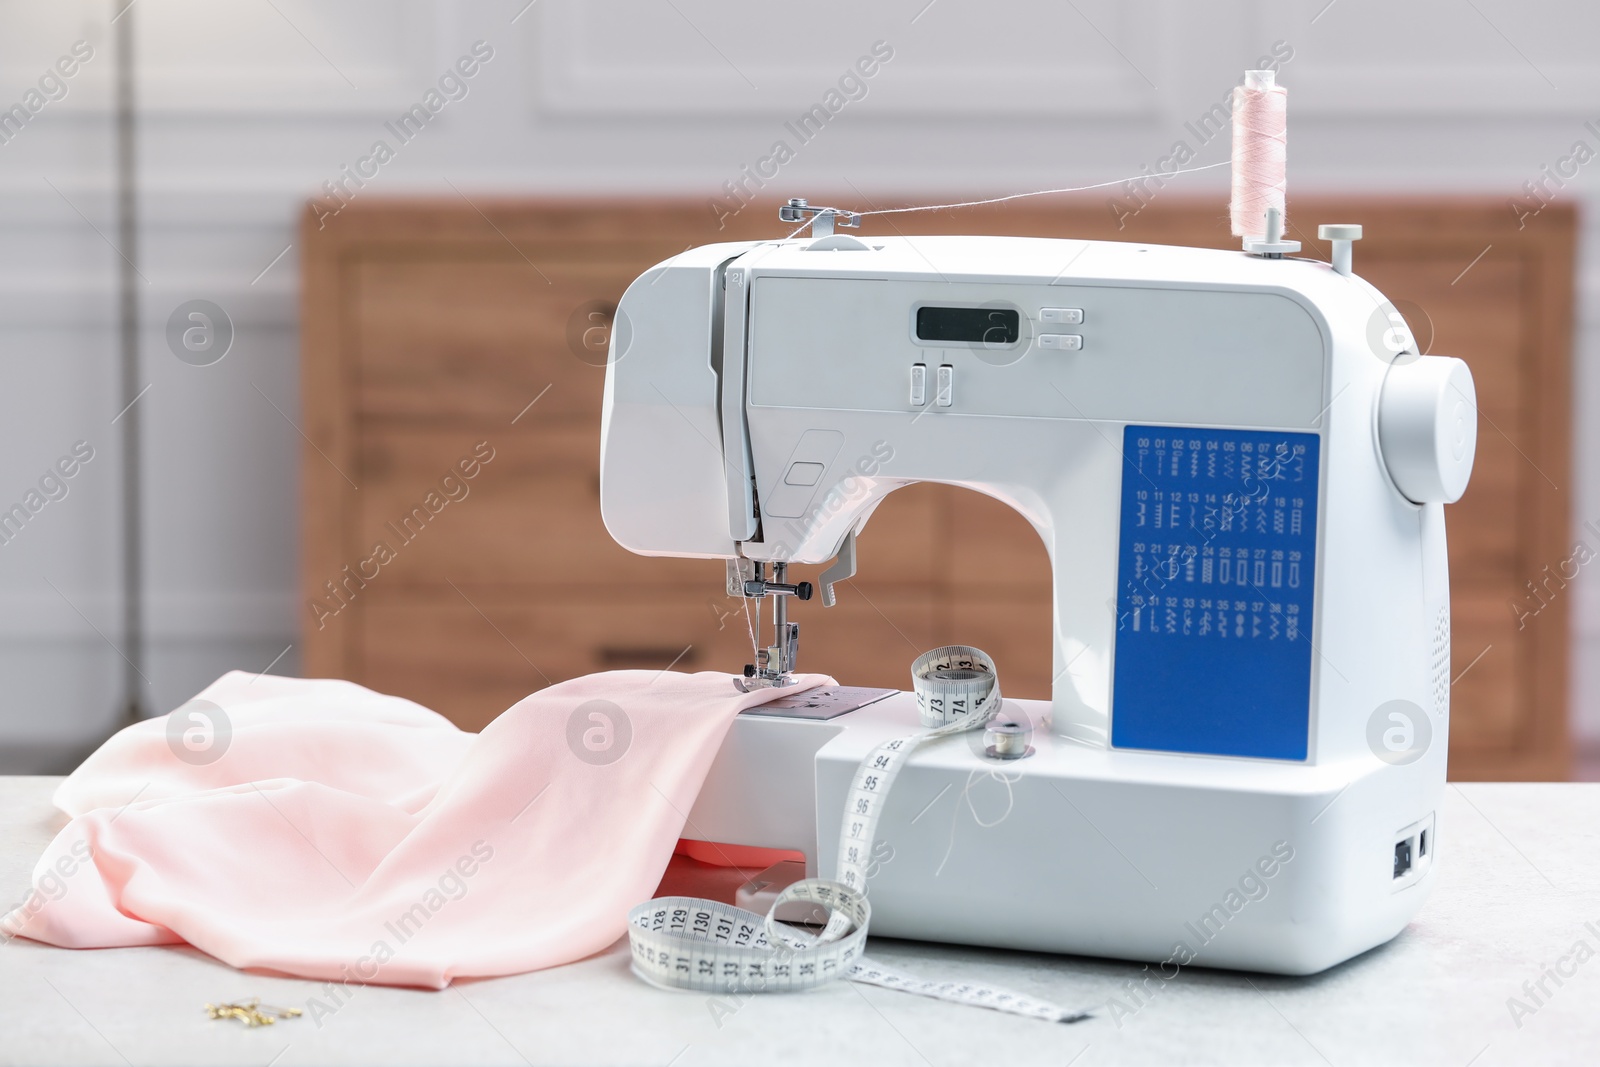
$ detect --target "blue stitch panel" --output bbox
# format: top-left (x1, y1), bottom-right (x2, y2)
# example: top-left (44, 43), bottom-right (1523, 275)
top-left (1111, 425), bottom-right (1320, 761)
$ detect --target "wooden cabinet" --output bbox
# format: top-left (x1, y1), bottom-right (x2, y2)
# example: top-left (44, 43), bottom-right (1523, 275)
top-left (303, 198), bottom-right (1574, 777)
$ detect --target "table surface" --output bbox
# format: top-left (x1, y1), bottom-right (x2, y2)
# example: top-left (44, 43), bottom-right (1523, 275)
top-left (1, 776), bottom-right (1597, 1067)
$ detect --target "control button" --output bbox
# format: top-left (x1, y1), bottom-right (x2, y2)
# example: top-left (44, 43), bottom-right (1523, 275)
top-left (1038, 333), bottom-right (1083, 351)
top-left (784, 461), bottom-right (825, 487)
top-left (1040, 307), bottom-right (1084, 325)
top-left (936, 364), bottom-right (953, 407)
top-left (909, 363), bottom-right (927, 406)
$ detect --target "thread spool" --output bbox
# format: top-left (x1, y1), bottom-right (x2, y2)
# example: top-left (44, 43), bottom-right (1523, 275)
top-left (1230, 69), bottom-right (1288, 242)
top-left (983, 718), bottom-right (1034, 760)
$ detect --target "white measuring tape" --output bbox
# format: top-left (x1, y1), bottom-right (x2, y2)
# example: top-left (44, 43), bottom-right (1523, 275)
top-left (627, 646), bottom-right (1091, 1023)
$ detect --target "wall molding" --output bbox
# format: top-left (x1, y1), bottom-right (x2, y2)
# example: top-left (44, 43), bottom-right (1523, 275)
top-left (532, 2), bottom-right (1160, 119)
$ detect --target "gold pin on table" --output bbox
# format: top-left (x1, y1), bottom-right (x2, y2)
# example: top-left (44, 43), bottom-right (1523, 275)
top-left (204, 998), bottom-right (302, 1027)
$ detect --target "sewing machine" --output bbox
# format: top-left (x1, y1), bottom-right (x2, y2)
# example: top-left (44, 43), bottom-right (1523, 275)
top-left (598, 205), bottom-right (1476, 976)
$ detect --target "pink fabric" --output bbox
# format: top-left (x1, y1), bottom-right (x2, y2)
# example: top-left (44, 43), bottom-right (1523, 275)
top-left (2, 669), bottom-right (830, 988)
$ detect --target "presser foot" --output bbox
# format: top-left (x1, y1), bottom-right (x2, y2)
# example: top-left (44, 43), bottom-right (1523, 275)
top-left (734, 674), bottom-right (794, 692)
top-left (735, 645), bottom-right (796, 690)
top-left (729, 558), bottom-right (811, 687)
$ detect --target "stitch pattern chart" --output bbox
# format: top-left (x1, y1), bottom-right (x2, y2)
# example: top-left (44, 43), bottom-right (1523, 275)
top-left (1111, 425), bottom-right (1320, 760)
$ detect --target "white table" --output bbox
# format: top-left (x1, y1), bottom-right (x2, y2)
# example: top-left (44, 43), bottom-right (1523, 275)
top-left (2, 776), bottom-right (1596, 1066)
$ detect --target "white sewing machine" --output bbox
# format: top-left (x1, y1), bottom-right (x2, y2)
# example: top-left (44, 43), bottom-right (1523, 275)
top-left (598, 203), bottom-right (1476, 976)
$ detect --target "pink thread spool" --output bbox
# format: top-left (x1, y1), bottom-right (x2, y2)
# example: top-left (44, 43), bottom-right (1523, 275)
top-left (1230, 69), bottom-right (1288, 241)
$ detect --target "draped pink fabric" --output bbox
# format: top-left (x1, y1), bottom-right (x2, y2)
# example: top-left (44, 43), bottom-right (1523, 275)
top-left (1, 669), bottom-right (830, 988)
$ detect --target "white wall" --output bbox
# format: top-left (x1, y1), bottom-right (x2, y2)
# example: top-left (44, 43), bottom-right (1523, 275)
top-left (0, 0), bottom-right (1595, 768)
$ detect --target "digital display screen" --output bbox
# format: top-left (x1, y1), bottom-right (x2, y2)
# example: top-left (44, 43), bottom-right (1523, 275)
top-left (916, 306), bottom-right (1020, 345)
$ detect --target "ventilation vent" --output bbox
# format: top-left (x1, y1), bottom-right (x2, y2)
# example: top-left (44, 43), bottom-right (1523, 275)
top-left (1430, 604), bottom-right (1451, 717)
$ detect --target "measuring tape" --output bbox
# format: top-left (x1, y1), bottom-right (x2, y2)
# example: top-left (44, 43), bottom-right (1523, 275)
top-left (627, 646), bottom-right (1091, 1023)
top-left (836, 646), bottom-right (1006, 892)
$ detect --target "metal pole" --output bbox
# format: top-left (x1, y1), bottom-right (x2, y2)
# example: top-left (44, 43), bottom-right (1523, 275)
top-left (114, 1), bottom-right (145, 723)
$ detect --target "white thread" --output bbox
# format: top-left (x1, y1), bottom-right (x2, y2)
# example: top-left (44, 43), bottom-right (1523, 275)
top-left (964, 768), bottom-right (1020, 830)
top-left (781, 160), bottom-right (1231, 239)
top-left (934, 766), bottom-right (1020, 879)
top-left (1229, 69), bottom-right (1288, 239)
top-left (739, 590), bottom-right (758, 669)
